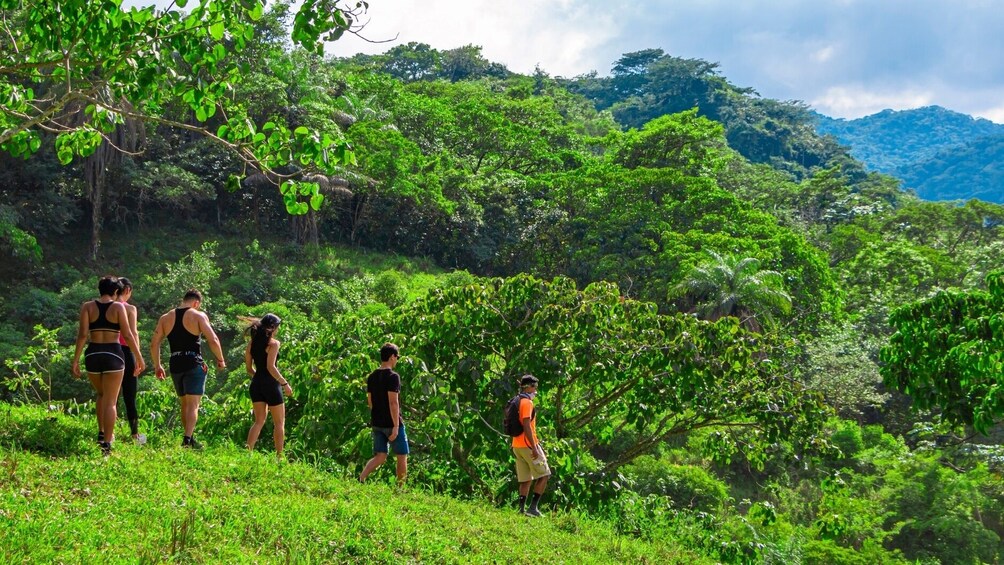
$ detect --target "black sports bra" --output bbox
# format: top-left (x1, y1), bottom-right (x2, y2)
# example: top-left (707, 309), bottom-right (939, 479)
top-left (89, 300), bottom-right (120, 333)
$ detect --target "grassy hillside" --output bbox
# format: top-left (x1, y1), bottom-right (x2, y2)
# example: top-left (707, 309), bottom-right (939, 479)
top-left (0, 405), bottom-right (704, 564)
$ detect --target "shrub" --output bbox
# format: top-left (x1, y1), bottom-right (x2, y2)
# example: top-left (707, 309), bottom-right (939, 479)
top-left (830, 420), bottom-right (865, 461)
top-left (0, 404), bottom-right (93, 456)
top-left (623, 456), bottom-right (730, 512)
top-left (373, 270), bottom-right (408, 308)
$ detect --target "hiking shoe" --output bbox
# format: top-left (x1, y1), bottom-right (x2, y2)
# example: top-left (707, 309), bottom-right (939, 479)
top-left (100, 441), bottom-right (112, 456)
top-left (133, 434), bottom-right (147, 445)
top-left (182, 436), bottom-right (204, 450)
top-left (524, 508), bottom-right (543, 518)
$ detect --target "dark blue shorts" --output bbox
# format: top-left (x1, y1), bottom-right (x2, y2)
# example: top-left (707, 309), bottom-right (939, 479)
top-left (171, 365), bottom-right (207, 396)
top-left (372, 424), bottom-right (409, 455)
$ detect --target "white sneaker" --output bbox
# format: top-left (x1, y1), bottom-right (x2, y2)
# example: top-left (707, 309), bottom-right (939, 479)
top-left (133, 434), bottom-right (147, 445)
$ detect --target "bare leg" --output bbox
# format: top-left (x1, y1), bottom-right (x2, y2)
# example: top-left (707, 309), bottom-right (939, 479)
top-left (359, 452), bottom-right (387, 482)
top-left (182, 394), bottom-right (201, 437)
top-left (534, 475), bottom-right (549, 494)
top-left (518, 480), bottom-right (532, 497)
top-left (246, 402), bottom-right (267, 450)
top-left (269, 404), bottom-right (286, 460)
top-left (88, 373), bottom-right (104, 438)
top-left (99, 371), bottom-right (125, 443)
top-left (395, 455), bottom-right (408, 485)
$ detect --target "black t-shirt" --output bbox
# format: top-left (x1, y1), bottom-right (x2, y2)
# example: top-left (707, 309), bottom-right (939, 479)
top-left (367, 368), bottom-right (402, 428)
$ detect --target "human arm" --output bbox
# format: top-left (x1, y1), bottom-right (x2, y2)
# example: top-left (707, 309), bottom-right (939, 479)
top-left (267, 340), bottom-right (292, 395)
top-left (198, 313), bottom-right (226, 369)
top-left (70, 303), bottom-right (89, 379)
top-left (387, 391), bottom-right (400, 441)
top-left (127, 304), bottom-right (144, 376)
top-left (118, 303), bottom-right (145, 376)
top-left (245, 341), bottom-right (254, 377)
top-left (150, 315), bottom-right (166, 380)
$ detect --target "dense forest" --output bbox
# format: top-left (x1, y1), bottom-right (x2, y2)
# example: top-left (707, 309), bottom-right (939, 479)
top-left (816, 107), bottom-right (1004, 203)
top-left (2, 2), bottom-right (1003, 563)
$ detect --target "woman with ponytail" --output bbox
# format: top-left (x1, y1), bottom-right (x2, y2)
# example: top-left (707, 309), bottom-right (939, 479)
top-left (244, 314), bottom-right (291, 459)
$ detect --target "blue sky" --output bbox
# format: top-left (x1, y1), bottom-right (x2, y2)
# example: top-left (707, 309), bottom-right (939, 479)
top-left (330, 0), bottom-right (1004, 122)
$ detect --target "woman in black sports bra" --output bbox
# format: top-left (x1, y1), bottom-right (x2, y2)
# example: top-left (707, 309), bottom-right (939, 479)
top-left (71, 275), bottom-right (146, 454)
top-left (243, 314), bottom-right (292, 460)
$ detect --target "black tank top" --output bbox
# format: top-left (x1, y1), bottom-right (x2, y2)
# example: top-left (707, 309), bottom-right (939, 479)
top-left (89, 300), bottom-right (120, 333)
top-left (252, 341), bottom-right (272, 382)
top-left (167, 307), bottom-right (203, 373)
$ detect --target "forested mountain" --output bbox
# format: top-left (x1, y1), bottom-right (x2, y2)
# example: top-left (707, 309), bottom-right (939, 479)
top-left (559, 48), bottom-right (858, 179)
top-left (816, 106), bottom-right (1004, 202)
top-left (2, 3), bottom-right (1004, 562)
top-left (894, 135), bottom-right (1004, 202)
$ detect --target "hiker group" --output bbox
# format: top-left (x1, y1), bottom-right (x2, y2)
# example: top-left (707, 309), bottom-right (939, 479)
top-left (70, 275), bottom-right (551, 516)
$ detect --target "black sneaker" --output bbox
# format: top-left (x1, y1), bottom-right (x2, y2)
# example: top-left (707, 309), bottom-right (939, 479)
top-left (524, 508), bottom-right (543, 518)
top-left (182, 436), bottom-right (204, 450)
top-left (100, 441), bottom-right (112, 456)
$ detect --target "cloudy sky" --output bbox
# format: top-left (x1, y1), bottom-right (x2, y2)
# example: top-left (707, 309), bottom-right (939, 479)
top-left (329, 0), bottom-right (1004, 122)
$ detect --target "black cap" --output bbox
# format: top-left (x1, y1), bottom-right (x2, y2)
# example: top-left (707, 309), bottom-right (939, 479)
top-left (520, 374), bottom-right (539, 387)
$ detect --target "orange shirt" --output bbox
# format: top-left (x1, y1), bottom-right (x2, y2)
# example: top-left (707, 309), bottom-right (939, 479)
top-left (511, 396), bottom-right (537, 448)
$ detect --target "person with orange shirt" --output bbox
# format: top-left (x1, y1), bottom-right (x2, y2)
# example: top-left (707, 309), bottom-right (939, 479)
top-left (512, 374), bottom-right (550, 517)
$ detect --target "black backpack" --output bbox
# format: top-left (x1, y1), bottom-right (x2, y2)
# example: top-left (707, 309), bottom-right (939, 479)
top-left (503, 393), bottom-right (533, 436)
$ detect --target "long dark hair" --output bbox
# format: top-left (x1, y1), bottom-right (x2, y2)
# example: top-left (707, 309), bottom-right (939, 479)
top-left (244, 313), bottom-right (281, 355)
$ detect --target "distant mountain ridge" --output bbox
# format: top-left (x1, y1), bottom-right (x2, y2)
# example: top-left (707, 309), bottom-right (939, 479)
top-left (815, 106), bottom-right (1004, 203)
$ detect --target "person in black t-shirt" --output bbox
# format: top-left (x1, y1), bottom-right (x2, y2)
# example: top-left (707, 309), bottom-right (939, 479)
top-left (359, 342), bottom-right (409, 485)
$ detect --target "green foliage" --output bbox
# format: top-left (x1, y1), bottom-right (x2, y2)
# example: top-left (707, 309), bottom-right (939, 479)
top-left (0, 403), bottom-right (92, 456)
top-left (289, 275), bottom-right (829, 500)
top-left (3, 325), bottom-right (63, 405)
top-left (565, 49), bottom-right (851, 176)
top-left (622, 457), bottom-right (730, 512)
top-left (0, 205), bottom-right (41, 262)
top-left (0, 0), bottom-right (356, 207)
top-left (802, 324), bottom-right (889, 420)
top-left (372, 270), bottom-right (408, 308)
top-left (881, 269), bottom-right (1004, 432)
top-left (673, 250), bottom-right (792, 333)
top-left (141, 241), bottom-right (223, 313)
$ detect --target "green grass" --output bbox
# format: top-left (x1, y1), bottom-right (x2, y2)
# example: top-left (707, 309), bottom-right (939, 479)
top-left (0, 406), bottom-right (706, 564)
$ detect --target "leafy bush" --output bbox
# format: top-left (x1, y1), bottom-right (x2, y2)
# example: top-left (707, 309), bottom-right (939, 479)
top-left (623, 456), bottom-right (730, 512)
top-left (0, 404), bottom-right (93, 456)
top-left (141, 241), bottom-right (222, 313)
top-left (830, 419), bottom-right (865, 462)
top-left (373, 269), bottom-right (408, 308)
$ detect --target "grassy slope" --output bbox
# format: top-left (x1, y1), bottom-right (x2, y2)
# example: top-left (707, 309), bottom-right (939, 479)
top-left (0, 408), bottom-right (705, 564)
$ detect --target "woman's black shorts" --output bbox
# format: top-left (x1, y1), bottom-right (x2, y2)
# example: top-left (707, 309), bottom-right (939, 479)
top-left (250, 377), bottom-right (284, 406)
top-left (84, 343), bottom-right (126, 374)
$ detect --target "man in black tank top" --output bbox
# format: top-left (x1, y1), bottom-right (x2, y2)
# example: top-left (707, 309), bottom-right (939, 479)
top-left (150, 289), bottom-right (226, 448)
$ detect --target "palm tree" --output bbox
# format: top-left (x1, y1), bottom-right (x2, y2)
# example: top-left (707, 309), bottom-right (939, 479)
top-left (675, 250), bottom-right (792, 333)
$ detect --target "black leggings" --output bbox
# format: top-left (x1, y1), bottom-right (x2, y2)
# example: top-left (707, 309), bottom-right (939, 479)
top-left (120, 347), bottom-right (139, 435)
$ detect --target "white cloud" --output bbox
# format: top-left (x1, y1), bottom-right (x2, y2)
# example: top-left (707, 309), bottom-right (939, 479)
top-left (331, 0), bottom-right (620, 77)
top-left (811, 86), bottom-right (933, 119)
top-left (974, 106), bottom-right (1004, 124)
top-left (811, 45), bottom-right (836, 63)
